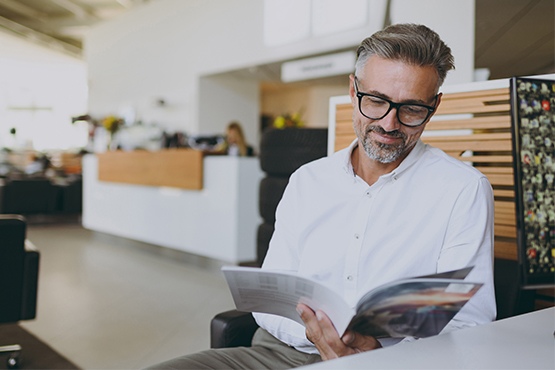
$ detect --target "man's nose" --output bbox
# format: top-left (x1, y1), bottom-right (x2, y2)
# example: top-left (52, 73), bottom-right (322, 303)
top-left (378, 108), bottom-right (401, 132)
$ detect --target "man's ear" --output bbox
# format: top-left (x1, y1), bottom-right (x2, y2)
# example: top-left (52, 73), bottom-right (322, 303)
top-left (422, 93), bottom-right (443, 128)
top-left (349, 74), bottom-right (357, 107)
top-left (433, 92), bottom-right (443, 115)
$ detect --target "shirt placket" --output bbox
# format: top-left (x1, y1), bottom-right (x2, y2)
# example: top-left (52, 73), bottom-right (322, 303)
top-left (342, 182), bottom-right (378, 306)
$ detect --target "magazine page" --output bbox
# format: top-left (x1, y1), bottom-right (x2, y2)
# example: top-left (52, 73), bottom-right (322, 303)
top-left (349, 279), bottom-right (482, 338)
top-left (222, 266), bottom-right (355, 334)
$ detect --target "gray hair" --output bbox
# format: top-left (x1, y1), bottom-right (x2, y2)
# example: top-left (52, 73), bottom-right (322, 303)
top-left (355, 24), bottom-right (455, 88)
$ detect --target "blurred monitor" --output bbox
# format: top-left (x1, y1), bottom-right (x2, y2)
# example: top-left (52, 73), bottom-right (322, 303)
top-left (510, 77), bottom-right (555, 289)
top-left (188, 135), bottom-right (225, 151)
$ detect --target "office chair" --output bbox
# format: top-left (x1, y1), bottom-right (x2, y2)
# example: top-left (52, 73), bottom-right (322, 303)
top-left (210, 310), bottom-right (258, 348)
top-left (0, 215), bottom-right (40, 368)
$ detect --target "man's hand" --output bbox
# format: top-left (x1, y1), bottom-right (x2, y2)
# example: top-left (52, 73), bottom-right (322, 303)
top-left (296, 303), bottom-right (382, 361)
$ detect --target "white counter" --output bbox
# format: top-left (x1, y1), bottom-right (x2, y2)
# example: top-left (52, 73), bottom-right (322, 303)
top-left (299, 307), bottom-right (555, 370)
top-left (82, 154), bottom-right (264, 263)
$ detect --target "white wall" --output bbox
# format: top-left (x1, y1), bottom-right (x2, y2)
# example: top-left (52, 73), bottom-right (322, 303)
top-left (85, 0), bottom-right (475, 141)
top-left (392, 0), bottom-right (475, 86)
top-left (198, 75), bottom-right (260, 147)
top-left (0, 30), bottom-right (88, 150)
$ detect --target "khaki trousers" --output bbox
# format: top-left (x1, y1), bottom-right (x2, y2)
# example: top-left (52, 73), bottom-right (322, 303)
top-left (145, 328), bottom-right (321, 370)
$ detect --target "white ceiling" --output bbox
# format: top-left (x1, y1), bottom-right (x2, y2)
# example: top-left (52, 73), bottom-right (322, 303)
top-left (0, 0), bottom-right (552, 80)
top-left (0, 0), bottom-right (156, 56)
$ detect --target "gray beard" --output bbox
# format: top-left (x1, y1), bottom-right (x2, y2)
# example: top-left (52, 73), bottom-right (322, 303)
top-left (360, 126), bottom-right (407, 164)
top-left (361, 140), bottom-right (404, 163)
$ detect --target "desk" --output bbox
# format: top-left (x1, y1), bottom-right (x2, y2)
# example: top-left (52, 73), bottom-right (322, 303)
top-left (300, 307), bottom-right (555, 370)
top-left (97, 149), bottom-right (203, 190)
top-left (82, 154), bottom-right (263, 263)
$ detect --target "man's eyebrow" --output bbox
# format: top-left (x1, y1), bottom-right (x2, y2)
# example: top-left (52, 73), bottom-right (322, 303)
top-left (366, 89), bottom-right (433, 105)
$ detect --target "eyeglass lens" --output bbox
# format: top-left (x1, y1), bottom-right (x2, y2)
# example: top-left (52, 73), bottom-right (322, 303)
top-left (359, 95), bottom-right (429, 126)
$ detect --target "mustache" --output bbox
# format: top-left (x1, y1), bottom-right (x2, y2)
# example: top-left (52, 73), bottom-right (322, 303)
top-left (366, 125), bottom-right (406, 140)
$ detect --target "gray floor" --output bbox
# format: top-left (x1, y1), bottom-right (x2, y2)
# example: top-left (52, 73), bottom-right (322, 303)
top-left (20, 223), bottom-right (236, 370)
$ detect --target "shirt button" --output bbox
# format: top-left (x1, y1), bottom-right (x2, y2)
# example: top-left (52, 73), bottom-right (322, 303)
top-left (366, 191), bottom-right (372, 198)
top-left (347, 275), bottom-right (354, 281)
top-left (354, 234), bottom-right (360, 239)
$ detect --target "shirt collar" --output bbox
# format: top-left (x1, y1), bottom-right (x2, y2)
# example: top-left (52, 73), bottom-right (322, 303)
top-left (341, 138), bottom-right (426, 179)
top-left (342, 139), bottom-right (359, 177)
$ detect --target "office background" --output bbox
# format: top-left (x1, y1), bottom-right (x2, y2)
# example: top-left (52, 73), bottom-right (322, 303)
top-left (0, 0), bottom-right (553, 369)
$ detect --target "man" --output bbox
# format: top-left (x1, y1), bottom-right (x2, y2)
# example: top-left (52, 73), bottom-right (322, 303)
top-left (147, 23), bottom-right (495, 370)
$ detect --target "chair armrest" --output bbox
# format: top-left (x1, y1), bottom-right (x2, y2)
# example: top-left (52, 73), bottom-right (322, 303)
top-left (0, 182), bottom-right (5, 213)
top-left (210, 310), bottom-right (259, 348)
top-left (25, 240), bottom-right (38, 252)
top-left (21, 240), bottom-right (39, 320)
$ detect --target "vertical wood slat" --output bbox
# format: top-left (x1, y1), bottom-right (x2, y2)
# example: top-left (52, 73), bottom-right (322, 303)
top-left (335, 103), bottom-right (356, 152)
top-left (333, 88), bottom-right (518, 260)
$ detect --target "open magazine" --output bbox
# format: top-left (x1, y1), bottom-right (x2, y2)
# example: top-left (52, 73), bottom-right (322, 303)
top-left (222, 266), bottom-right (481, 339)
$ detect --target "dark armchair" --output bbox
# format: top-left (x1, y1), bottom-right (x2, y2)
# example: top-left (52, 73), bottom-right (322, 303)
top-left (0, 179), bottom-right (59, 215)
top-left (210, 310), bottom-right (258, 348)
top-left (0, 215), bottom-right (40, 368)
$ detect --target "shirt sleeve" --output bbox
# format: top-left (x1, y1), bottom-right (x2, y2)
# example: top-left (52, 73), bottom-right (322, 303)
top-left (437, 176), bottom-right (497, 332)
top-left (253, 171), bottom-right (318, 353)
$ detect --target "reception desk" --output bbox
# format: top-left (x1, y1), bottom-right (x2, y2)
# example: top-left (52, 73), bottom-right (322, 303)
top-left (97, 149), bottom-right (204, 190)
top-left (82, 152), bottom-right (264, 263)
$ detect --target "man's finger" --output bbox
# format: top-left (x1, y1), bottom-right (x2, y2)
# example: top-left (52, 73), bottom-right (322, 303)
top-left (341, 330), bottom-right (382, 351)
top-left (298, 304), bottom-right (355, 360)
top-left (297, 304), bottom-right (324, 343)
top-left (298, 308), bottom-right (331, 358)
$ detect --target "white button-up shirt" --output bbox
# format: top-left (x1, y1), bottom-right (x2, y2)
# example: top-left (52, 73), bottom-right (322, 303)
top-left (253, 139), bottom-right (496, 354)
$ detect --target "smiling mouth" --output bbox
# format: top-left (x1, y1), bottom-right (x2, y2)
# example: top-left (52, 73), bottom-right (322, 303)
top-left (371, 131), bottom-right (402, 143)
top-left (366, 126), bottom-right (405, 144)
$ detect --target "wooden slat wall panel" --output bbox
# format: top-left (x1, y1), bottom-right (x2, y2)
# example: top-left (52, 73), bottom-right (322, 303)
top-left (476, 167), bottom-right (513, 174)
top-left (495, 240), bottom-right (518, 260)
top-left (423, 140), bottom-right (512, 152)
top-left (496, 225), bottom-right (518, 238)
top-left (333, 87), bottom-right (519, 260)
top-left (426, 116), bottom-right (511, 131)
top-left (436, 88), bottom-right (510, 115)
top-left (495, 201), bottom-right (516, 211)
top-left (496, 215), bottom-right (517, 227)
top-left (335, 104), bottom-right (357, 152)
top-left (493, 189), bottom-right (515, 198)
top-left (436, 104), bottom-right (511, 115)
top-left (336, 104), bottom-right (354, 120)
top-left (459, 155), bottom-right (513, 163)
top-left (423, 133), bottom-right (512, 142)
top-left (438, 88), bottom-right (509, 100)
top-left (336, 122), bottom-right (356, 134)
top-left (438, 93), bottom-right (509, 109)
top-left (484, 173), bottom-right (514, 186)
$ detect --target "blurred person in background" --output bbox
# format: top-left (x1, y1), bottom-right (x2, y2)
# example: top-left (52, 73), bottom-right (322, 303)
top-left (224, 121), bottom-right (254, 156)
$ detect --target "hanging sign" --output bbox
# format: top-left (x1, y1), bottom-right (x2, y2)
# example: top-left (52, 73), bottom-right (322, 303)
top-left (281, 51), bottom-right (355, 83)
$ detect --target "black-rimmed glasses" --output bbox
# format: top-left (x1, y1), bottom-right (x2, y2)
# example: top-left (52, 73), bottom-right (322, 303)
top-left (354, 77), bottom-right (438, 127)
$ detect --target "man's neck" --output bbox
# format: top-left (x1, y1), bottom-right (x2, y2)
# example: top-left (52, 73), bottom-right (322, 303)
top-left (351, 144), bottom-right (409, 186)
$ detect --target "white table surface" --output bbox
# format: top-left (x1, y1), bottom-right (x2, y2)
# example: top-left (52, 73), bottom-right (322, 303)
top-left (299, 307), bottom-right (555, 370)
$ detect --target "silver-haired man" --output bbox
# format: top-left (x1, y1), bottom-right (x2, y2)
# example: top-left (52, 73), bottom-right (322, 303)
top-left (147, 23), bottom-right (495, 370)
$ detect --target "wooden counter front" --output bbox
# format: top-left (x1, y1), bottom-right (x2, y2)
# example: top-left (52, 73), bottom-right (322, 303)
top-left (97, 149), bottom-right (203, 190)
